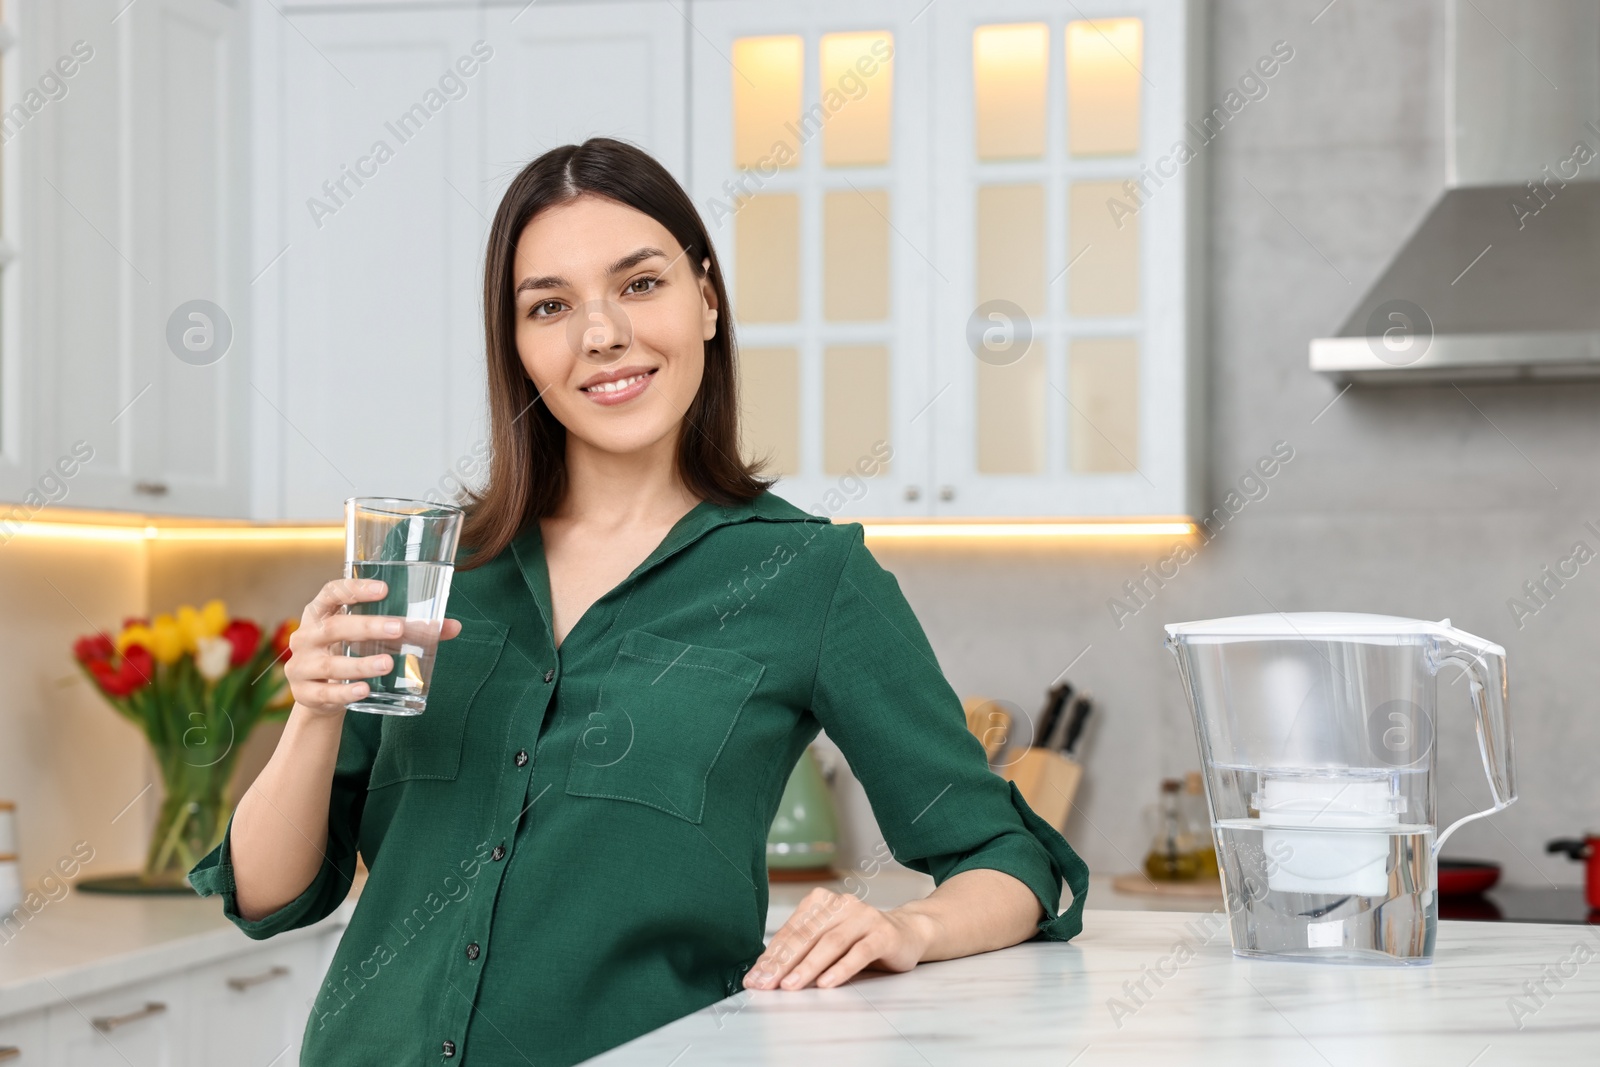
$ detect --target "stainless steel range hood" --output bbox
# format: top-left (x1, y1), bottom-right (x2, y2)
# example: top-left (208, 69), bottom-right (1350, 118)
top-left (1310, 0), bottom-right (1600, 384)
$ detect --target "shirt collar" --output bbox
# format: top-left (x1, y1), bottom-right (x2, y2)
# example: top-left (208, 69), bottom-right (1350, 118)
top-left (509, 490), bottom-right (826, 638)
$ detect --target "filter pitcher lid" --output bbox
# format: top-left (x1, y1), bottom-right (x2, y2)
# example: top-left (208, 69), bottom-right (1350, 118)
top-left (1165, 611), bottom-right (1463, 645)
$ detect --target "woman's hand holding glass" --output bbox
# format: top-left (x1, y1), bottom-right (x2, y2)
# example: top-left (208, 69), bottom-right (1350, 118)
top-left (285, 577), bottom-right (464, 715)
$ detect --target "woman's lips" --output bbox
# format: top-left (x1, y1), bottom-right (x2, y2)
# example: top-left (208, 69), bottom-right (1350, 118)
top-left (581, 367), bottom-right (657, 406)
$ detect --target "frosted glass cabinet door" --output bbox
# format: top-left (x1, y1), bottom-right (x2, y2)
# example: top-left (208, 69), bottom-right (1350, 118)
top-left (689, 0), bottom-right (934, 519)
top-left (930, 0), bottom-right (1201, 519)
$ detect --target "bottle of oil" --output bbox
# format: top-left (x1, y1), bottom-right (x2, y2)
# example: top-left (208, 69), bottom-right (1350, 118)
top-left (1183, 771), bottom-right (1220, 878)
top-left (1144, 778), bottom-right (1203, 881)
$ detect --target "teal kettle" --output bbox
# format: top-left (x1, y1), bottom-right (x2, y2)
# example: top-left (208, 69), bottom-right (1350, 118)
top-left (766, 746), bottom-right (839, 881)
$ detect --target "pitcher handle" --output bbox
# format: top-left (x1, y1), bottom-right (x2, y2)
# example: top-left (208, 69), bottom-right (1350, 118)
top-left (1432, 637), bottom-right (1516, 853)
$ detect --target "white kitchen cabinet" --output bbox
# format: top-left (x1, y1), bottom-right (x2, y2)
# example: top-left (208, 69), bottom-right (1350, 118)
top-left (689, 0), bottom-right (934, 518)
top-left (185, 936), bottom-right (326, 1066)
top-left (690, 0), bottom-right (1203, 519)
top-left (251, 1), bottom-right (689, 521)
top-left (46, 971), bottom-right (187, 1067)
top-left (0, 894), bottom-right (350, 1067)
top-left (28, 0), bottom-right (251, 518)
top-left (928, 0), bottom-right (1203, 518)
top-left (0, 1010), bottom-right (47, 1066)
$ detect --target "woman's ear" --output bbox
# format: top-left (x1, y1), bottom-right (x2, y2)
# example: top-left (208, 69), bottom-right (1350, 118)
top-left (700, 257), bottom-right (719, 340)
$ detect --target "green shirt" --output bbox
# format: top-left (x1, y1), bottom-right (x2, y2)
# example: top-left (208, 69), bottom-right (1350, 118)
top-left (188, 490), bottom-right (1089, 1066)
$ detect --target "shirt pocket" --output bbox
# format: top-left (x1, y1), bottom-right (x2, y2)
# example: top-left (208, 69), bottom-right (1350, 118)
top-left (367, 622), bottom-right (509, 789)
top-left (564, 628), bottom-right (765, 824)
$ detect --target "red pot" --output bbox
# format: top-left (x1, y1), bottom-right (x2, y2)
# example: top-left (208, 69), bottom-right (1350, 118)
top-left (1547, 835), bottom-right (1600, 911)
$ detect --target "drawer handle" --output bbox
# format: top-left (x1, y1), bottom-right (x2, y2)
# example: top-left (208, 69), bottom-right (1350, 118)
top-left (227, 964), bottom-right (290, 991)
top-left (0, 1047), bottom-right (19, 1061)
top-left (91, 1001), bottom-right (167, 1032)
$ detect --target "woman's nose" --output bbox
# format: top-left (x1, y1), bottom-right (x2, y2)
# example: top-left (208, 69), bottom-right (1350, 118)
top-left (573, 298), bottom-right (634, 364)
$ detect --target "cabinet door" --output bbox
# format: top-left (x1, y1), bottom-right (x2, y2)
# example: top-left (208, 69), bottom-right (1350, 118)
top-left (0, 1010), bottom-right (48, 1067)
top-left (33, 0), bottom-right (250, 518)
top-left (187, 936), bottom-right (327, 1066)
top-left (482, 1), bottom-right (686, 187)
top-left (689, 0), bottom-right (934, 519)
top-left (260, 7), bottom-right (488, 521)
top-left (929, 0), bottom-right (1200, 518)
top-left (46, 972), bottom-right (185, 1067)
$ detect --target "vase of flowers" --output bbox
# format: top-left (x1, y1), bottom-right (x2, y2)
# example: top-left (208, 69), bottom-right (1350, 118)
top-left (73, 601), bottom-right (299, 891)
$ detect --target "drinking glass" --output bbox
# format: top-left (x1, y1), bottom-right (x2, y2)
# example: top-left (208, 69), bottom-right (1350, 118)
top-left (341, 497), bottom-right (464, 716)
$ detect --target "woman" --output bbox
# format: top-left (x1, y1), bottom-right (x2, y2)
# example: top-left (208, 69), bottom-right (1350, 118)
top-left (190, 138), bottom-right (1088, 1066)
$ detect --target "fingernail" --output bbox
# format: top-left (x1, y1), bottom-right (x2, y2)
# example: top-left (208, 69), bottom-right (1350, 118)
top-left (385, 620), bottom-right (403, 635)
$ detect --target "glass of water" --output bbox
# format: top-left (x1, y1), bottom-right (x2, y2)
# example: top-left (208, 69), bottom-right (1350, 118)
top-left (341, 497), bottom-right (464, 716)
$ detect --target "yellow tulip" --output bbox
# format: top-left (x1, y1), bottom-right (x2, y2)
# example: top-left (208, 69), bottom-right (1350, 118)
top-left (116, 623), bottom-right (154, 655)
top-left (199, 599), bottom-right (228, 637)
top-left (148, 614), bottom-right (185, 664)
top-left (176, 605), bottom-right (203, 653)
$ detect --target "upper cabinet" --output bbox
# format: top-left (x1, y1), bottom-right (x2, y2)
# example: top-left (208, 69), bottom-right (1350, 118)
top-left (693, 0), bottom-right (1204, 519)
top-left (253, 1), bottom-right (687, 521)
top-left (689, 1), bottom-right (934, 518)
top-left (26, 0), bottom-right (251, 518)
top-left (13, 0), bottom-right (1199, 522)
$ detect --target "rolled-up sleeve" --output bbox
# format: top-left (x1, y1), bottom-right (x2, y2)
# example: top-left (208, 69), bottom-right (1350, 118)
top-left (808, 524), bottom-right (1089, 941)
top-left (187, 711), bottom-right (378, 939)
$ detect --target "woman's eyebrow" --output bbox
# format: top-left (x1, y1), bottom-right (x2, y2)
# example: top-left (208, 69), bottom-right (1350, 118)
top-left (515, 247), bottom-right (671, 294)
top-left (605, 246), bottom-right (672, 277)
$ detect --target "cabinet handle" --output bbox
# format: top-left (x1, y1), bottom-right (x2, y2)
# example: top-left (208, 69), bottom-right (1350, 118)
top-left (134, 480), bottom-right (170, 496)
top-left (91, 1001), bottom-right (167, 1032)
top-left (939, 485), bottom-right (955, 501)
top-left (227, 964), bottom-right (290, 991)
top-left (904, 485), bottom-right (921, 502)
top-left (0, 1047), bottom-right (19, 1061)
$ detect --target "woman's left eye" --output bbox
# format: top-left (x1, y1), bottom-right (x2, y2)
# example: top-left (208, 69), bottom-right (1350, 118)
top-left (626, 276), bottom-right (661, 296)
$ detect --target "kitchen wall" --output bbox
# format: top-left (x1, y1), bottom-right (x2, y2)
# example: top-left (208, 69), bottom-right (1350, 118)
top-left (0, 537), bottom-right (339, 889)
top-left (857, 0), bottom-right (1600, 892)
top-left (0, 540), bottom-right (149, 884)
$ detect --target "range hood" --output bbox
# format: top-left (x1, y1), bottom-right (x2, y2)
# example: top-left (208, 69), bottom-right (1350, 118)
top-left (1310, 0), bottom-right (1600, 384)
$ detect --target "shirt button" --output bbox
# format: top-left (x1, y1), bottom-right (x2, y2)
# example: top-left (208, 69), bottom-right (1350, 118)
top-left (514, 749), bottom-right (529, 768)
top-left (442, 1039), bottom-right (457, 1057)
top-left (543, 668), bottom-right (555, 683)
top-left (491, 844), bottom-right (505, 862)
top-left (466, 942), bottom-right (480, 961)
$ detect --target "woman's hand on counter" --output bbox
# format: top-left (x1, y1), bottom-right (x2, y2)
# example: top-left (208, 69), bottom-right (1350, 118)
top-left (743, 869), bottom-right (1043, 991)
top-left (743, 886), bottom-right (931, 991)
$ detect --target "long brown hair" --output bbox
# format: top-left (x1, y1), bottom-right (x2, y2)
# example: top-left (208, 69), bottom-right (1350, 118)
top-left (458, 138), bottom-right (773, 569)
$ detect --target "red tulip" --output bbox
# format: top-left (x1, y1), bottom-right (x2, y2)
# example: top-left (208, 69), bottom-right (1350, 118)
top-left (74, 633), bottom-right (116, 664)
top-left (271, 619), bottom-right (297, 663)
top-left (222, 619), bottom-right (263, 668)
top-left (121, 645), bottom-right (155, 690)
top-left (89, 644), bottom-right (155, 698)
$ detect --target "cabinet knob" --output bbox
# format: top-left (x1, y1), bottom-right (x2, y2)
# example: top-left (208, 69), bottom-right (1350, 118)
top-left (91, 1001), bottom-right (167, 1032)
top-left (0, 1047), bottom-right (20, 1062)
top-left (227, 964), bottom-right (290, 991)
top-left (134, 480), bottom-right (170, 496)
top-left (904, 485), bottom-right (921, 502)
top-left (939, 485), bottom-right (955, 501)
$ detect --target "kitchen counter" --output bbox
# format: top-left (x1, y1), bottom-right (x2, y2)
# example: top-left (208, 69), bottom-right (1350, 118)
top-left (0, 880), bottom-right (357, 1017)
top-left (591, 907), bottom-right (1600, 1065)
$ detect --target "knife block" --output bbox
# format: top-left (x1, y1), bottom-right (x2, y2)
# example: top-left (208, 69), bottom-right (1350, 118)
top-left (1000, 748), bottom-right (1083, 832)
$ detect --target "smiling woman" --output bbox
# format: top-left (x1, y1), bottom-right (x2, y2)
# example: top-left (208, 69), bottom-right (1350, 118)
top-left (189, 137), bottom-right (1088, 1067)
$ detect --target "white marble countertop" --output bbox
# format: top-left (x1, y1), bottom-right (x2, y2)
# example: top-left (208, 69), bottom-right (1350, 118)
top-left (593, 907), bottom-right (1600, 1065)
top-left (0, 882), bottom-right (357, 1018)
